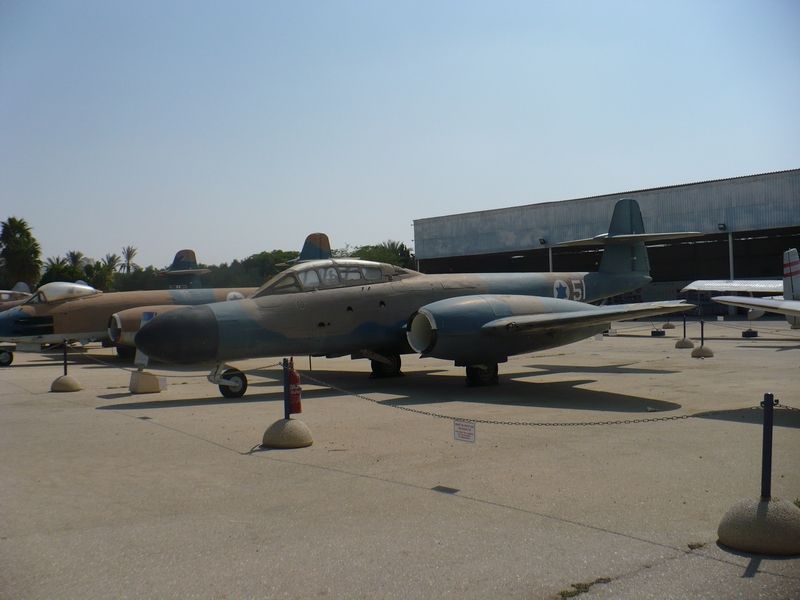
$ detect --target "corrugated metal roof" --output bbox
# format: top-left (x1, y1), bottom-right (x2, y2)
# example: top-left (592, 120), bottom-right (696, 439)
top-left (413, 169), bottom-right (800, 260)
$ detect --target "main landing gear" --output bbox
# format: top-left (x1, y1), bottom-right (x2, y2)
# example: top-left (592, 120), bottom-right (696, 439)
top-left (208, 364), bottom-right (248, 399)
top-left (465, 363), bottom-right (499, 387)
top-left (369, 352), bottom-right (402, 378)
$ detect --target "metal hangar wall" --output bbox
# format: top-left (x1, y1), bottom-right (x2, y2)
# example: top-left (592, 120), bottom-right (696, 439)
top-left (412, 169), bottom-right (800, 302)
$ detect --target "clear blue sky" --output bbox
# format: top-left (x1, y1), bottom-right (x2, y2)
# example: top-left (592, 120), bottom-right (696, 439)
top-left (2, 1), bottom-right (798, 269)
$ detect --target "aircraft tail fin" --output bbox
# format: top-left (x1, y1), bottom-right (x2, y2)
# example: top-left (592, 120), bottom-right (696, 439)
top-left (298, 233), bottom-right (332, 262)
top-left (557, 198), bottom-right (700, 276)
top-left (598, 199), bottom-right (650, 275)
top-left (783, 248), bottom-right (800, 300)
top-left (160, 249), bottom-right (211, 289)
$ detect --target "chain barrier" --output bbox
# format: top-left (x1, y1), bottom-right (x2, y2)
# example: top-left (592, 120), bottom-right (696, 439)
top-left (295, 369), bottom-right (798, 427)
top-left (77, 348), bottom-right (284, 380)
top-left (66, 344), bottom-right (800, 422)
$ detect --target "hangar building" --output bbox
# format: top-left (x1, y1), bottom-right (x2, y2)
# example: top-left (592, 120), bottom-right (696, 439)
top-left (412, 169), bottom-right (800, 308)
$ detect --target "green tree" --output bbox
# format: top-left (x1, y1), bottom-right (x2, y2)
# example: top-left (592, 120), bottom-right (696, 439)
top-left (83, 259), bottom-right (117, 291)
top-left (0, 217), bottom-right (42, 288)
top-left (38, 256), bottom-right (86, 286)
top-left (355, 240), bottom-right (415, 268)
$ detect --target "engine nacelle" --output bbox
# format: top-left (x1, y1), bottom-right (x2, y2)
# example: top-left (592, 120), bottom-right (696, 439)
top-left (407, 294), bottom-right (603, 365)
top-left (108, 305), bottom-right (185, 346)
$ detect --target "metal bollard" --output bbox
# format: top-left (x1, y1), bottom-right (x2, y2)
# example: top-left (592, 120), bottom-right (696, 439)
top-left (760, 392), bottom-right (778, 501)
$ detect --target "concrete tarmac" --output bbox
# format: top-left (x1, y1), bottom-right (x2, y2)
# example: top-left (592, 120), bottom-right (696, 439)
top-left (1, 318), bottom-right (799, 599)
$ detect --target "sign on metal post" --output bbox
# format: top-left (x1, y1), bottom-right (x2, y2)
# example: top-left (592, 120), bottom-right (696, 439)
top-left (454, 419), bottom-right (476, 443)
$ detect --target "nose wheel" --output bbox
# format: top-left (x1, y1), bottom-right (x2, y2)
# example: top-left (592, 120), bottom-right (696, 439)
top-left (208, 364), bottom-right (248, 398)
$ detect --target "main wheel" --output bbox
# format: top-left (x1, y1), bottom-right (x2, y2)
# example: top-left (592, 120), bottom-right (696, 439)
top-left (0, 350), bottom-right (13, 367)
top-left (219, 368), bottom-right (248, 398)
top-left (465, 364), bottom-right (499, 387)
top-left (370, 353), bottom-right (402, 378)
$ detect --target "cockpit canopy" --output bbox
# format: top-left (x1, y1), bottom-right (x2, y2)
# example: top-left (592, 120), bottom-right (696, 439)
top-left (25, 281), bottom-right (101, 304)
top-left (251, 259), bottom-right (420, 298)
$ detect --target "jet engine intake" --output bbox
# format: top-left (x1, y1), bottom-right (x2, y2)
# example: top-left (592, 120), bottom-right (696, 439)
top-left (407, 294), bottom-right (608, 366)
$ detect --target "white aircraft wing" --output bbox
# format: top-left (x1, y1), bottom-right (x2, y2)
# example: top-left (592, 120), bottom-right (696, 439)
top-left (681, 280), bottom-right (782, 294)
top-left (483, 301), bottom-right (693, 334)
top-left (712, 296), bottom-right (800, 319)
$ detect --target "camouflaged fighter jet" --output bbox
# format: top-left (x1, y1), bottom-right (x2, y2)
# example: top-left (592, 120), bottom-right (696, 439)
top-left (0, 250), bottom-right (256, 367)
top-left (108, 233), bottom-right (334, 349)
top-left (133, 199), bottom-right (696, 397)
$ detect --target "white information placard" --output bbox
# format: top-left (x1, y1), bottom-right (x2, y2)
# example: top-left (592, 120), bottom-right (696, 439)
top-left (454, 419), bottom-right (476, 443)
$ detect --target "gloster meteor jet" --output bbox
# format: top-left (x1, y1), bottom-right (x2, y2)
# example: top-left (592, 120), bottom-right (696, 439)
top-left (133, 199), bottom-right (695, 397)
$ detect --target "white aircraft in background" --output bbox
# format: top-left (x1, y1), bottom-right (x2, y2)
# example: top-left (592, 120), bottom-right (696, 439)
top-left (683, 249), bottom-right (800, 328)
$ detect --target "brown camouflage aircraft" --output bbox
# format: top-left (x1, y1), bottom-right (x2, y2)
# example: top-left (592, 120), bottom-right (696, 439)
top-left (0, 250), bottom-right (255, 367)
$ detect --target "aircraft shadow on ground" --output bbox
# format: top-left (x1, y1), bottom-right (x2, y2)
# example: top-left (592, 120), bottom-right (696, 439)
top-left (737, 344), bottom-right (800, 352)
top-left (694, 408), bottom-right (800, 430)
top-left (93, 364), bottom-right (684, 414)
top-left (296, 368), bottom-right (682, 414)
top-left (516, 362), bottom-right (680, 376)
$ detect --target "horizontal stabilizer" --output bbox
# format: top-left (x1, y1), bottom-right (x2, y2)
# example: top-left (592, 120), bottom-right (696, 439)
top-left (559, 231), bottom-right (702, 247)
top-left (483, 301), bottom-right (694, 335)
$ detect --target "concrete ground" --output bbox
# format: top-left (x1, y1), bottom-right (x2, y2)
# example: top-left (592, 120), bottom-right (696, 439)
top-left (1, 317), bottom-right (799, 599)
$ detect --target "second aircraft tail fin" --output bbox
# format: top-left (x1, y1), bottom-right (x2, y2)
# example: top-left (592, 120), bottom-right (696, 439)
top-left (598, 198), bottom-right (651, 275)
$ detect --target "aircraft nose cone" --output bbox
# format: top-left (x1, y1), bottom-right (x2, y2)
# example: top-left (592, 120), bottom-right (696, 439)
top-left (134, 305), bottom-right (219, 363)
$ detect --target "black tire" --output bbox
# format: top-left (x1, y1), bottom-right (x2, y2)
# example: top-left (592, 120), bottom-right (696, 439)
top-left (0, 350), bottom-right (13, 367)
top-left (370, 353), bottom-right (402, 378)
top-left (219, 368), bottom-right (248, 398)
top-left (465, 364), bottom-right (499, 387)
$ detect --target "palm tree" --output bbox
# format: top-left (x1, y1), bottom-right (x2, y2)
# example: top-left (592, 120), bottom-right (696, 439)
top-left (121, 246), bottom-right (138, 273)
top-left (0, 217), bottom-right (42, 287)
top-left (66, 250), bottom-right (87, 269)
top-left (102, 253), bottom-right (122, 272)
top-left (45, 256), bottom-right (67, 269)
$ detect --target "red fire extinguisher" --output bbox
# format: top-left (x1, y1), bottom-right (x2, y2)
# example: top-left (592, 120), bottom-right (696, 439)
top-left (288, 361), bottom-right (302, 414)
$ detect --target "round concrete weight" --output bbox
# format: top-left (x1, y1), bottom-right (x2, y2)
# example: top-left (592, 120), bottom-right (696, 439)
top-left (662, 322), bottom-right (676, 329)
top-left (718, 498), bottom-right (800, 555)
top-left (675, 338), bottom-right (695, 349)
top-left (691, 345), bottom-right (714, 357)
top-left (262, 418), bottom-right (313, 449)
top-left (50, 375), bottom-right (83, 392)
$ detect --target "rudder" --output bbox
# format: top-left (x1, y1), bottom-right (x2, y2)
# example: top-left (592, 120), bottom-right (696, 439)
top-left (599, 199), bottom-right (650, 275)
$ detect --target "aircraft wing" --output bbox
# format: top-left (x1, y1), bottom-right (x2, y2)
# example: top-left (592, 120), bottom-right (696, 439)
top-left (681, 280), bottom-right (782, 294)
top-left (712, 296), bottom-right (800, 319)
top-left (482, 301), bottom-right (694, 334)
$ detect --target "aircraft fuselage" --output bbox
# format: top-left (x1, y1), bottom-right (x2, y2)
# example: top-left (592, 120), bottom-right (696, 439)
top-left (134, 265), bottom-right (651, 364)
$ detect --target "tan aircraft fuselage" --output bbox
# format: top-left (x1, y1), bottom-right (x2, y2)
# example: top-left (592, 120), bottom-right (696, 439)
top-left (0, 288), bottom-right (256, 346)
